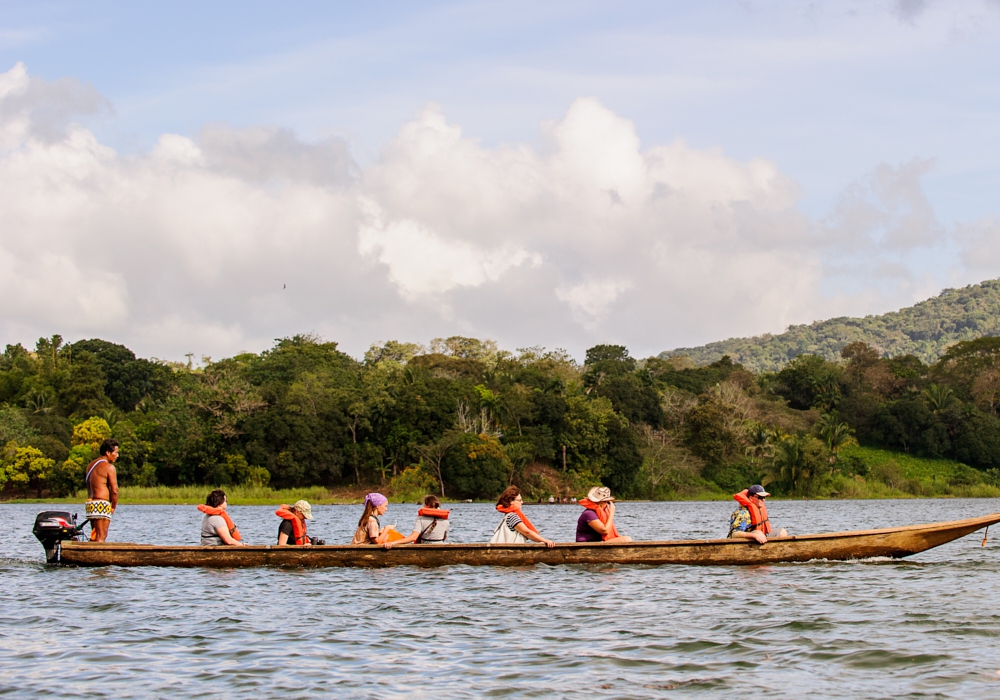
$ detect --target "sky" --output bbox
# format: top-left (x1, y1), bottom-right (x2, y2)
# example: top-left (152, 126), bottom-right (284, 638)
top-left (1, 0), bottom-right (1000, 363)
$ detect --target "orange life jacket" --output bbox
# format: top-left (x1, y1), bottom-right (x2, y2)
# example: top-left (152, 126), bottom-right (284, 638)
top-left (733, 490), bottom-right (772, 535)
top-left (496, 503), bottom-right (539, 534)
top-left (378, 527), bottom-right (405, 544)
top-left (359, 515), bottom-right (406, 545)
top-left (415, 507), bottom-right (449, 542)
top-left (197, 504), bottom-right (242, 541)
top-left (417, 507), bottom-right (450, 519)
top-left (275, 505), bottom-right (309, 545)
top-left (579, 499), bottom-right (620, 540)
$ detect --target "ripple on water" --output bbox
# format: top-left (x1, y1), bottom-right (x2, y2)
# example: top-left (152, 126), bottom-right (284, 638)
top-left (2, 499), bottom-right (1000, 698)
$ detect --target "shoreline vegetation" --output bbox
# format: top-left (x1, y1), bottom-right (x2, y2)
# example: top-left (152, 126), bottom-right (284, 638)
top-left (9, 445), bottom-right (1000, 505)
top-left (5, 333), bottom-right (1000, 506)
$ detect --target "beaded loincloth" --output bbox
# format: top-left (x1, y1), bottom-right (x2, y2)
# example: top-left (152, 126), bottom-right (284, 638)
top-left (85, 499), bottom-right (113, 520)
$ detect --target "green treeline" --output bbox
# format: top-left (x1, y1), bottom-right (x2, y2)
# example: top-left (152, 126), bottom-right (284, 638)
top-left (2, 333), bottom-right (1000, 502)
top-left (661, 278), bottom-right (1000, 372)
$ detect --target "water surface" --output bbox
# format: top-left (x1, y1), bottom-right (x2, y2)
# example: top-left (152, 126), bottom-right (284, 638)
top-left (2, 499), bottom-right (999, 698)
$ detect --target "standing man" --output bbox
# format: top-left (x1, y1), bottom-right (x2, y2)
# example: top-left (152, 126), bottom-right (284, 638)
top-left (85, 439), bottom-right (120, 542)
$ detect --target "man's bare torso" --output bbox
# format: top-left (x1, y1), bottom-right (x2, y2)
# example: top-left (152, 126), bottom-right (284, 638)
top-left (87, 458), bottom-right (117, 502)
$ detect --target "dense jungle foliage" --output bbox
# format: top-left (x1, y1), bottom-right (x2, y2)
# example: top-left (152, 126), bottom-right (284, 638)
top-left (661, 278), bottom-right (1000, 372)
top-left (2, 333), bottom-right (1000, 501)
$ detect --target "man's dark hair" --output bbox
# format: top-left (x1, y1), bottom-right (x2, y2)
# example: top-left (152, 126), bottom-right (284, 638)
top-left (99, 439), bottom-right (120, 456)
top-left (206, 489), bottom-right (227, 508)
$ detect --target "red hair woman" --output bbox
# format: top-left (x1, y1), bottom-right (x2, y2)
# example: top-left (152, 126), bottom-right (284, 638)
top-left (490, 486), bottom-right (554, 547)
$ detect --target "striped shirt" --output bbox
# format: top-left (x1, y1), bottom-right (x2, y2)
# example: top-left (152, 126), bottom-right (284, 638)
top-left (503, 512), bottom-right (523, 531)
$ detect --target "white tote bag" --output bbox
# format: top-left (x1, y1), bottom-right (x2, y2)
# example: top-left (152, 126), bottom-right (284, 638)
top-left (489, 514), bottom-right (527, 544)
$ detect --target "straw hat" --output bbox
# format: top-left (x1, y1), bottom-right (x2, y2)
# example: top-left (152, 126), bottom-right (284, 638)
top-left (585, 486), bottom-right (615, 503)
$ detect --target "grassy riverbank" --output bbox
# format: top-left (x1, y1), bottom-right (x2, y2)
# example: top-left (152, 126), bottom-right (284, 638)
top-left (647, 446), bottom-right (1000, 501)
top-left (819, 446), bottom-right (1000, 499)
top-left (6, 447), bottom-right (1000, 505)
top-left (9, 453), bottom-right (994, 508)
top-left (7, 485), bottom-right (371, 506)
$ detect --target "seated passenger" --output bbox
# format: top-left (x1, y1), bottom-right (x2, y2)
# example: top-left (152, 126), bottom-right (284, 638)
top-left (728, 485), bottom-right (788, 544)
top-left (276, 500), bottom-right (313, 546)
top-left (576, 486), bottom-right (633, 544)
top-left (352, 492), bottom-right (392, 545)
top-left (490, 486), bottom-right (555, 547)
top-left (198, 489), bottom-right (245, 546)
top-left (384, 494), bottom-right (450, 549)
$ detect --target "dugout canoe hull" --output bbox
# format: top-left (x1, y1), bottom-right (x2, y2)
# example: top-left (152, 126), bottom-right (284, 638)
top-left (53, 513), bottom-right (1000, 568)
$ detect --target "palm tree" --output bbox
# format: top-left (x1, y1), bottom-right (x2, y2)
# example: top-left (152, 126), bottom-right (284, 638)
top-left (745, 422), bottom-right (775, 467)
top-left (768, 426), bottom-right (789, 445)
top-left (765, 435), bottom-right (813, 493)
top-left (814, 413), bottom-right (857, 458)
top-left (826, 423), bottom-right (857, 454)
top-left (503, 441), bottom-right (533, 486)
top-left (811, 376), bottom-right (841, 412)
top-left (100, 408), bottom-right (123, 432)
top-left (25, 392), bottom-right (54, 415)
top-left (921, 384), bottom-right (959, 414)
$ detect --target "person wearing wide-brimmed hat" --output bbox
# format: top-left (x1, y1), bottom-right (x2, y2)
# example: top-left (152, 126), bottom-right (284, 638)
top-left (576, 486), bottom-right (633, 544)
top-left (728, 485), bottom-right (787, 544)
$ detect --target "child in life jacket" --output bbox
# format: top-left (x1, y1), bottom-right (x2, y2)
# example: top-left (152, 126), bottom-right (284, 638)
top-left (728, 485), bottom-right (787, 544)
top-left (352, 493), bottom-right (405, 545)
top-left (383, 494), bottom-right (451, 549)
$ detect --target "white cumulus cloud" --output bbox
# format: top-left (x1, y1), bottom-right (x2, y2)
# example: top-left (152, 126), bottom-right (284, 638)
top-left (358, 204), bottom-right (542, 299)
top-left (0, 62), bottom-right (980, 361)
top-left (556, 279), bottom-right (633, 328)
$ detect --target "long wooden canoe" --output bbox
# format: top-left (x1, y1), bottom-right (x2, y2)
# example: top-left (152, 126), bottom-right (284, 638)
top-left (55, 513), bottom-right (1000, 568)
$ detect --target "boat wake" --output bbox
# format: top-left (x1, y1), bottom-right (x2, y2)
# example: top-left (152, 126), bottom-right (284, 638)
top-left (806, 556), bottom-right (924, 566)
top-left (0, 556), bottom-right (45, 567)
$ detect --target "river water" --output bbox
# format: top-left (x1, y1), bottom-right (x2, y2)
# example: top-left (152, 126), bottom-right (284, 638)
top-left (2, 499), bottom-right (1000, 698)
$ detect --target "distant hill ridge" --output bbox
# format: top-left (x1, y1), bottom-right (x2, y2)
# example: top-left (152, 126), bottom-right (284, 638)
top-left (659, 278), bottom-right (1000, 372)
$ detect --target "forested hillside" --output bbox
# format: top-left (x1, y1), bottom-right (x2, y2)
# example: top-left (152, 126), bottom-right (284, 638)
top-left (2, 333), bottom-right (999, 502)
top-left (660, 279), bottom-right (1000, 372)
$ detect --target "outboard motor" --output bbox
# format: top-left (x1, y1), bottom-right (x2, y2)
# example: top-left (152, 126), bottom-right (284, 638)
top-left (33, 511), bottom-right (86, 563)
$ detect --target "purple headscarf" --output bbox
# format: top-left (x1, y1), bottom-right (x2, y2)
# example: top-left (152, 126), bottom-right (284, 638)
top-left (364, 492), bottom-right (388, 508)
